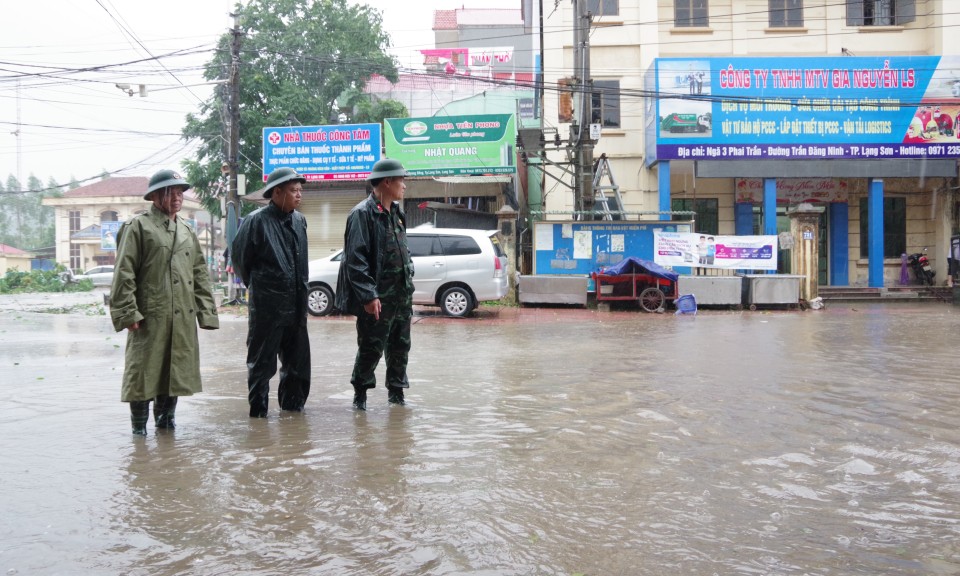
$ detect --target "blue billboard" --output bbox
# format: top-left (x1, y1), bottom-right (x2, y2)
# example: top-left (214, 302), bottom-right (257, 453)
top-left (262, 123), bottom-right (381, 181)
top-left (647, 56), bottom-right (960, 163)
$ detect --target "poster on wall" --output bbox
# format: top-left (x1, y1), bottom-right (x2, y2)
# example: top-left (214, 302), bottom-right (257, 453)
top-left (383, 114), bottom-right (517, 177)
top-left (100, 221), bottom-right (121, 251)
top-left (648, 55), bottom-right (960, 163)
top-left (653, 230), bottom-right (778, 271)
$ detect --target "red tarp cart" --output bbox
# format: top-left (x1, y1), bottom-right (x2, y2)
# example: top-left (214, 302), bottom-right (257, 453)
top-left (592, 257), bottom-right (680, 312)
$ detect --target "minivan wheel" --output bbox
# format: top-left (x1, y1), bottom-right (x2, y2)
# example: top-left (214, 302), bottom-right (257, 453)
top-left (307, 285), bottom-right (334, 317)
top-left (440, 286), bottom-right (473, 317)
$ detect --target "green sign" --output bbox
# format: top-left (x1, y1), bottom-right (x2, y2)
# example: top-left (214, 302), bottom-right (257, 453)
top-left (384, 114), bottom-right (517, 176)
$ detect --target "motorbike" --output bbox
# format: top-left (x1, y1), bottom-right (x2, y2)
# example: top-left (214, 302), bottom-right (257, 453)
top-left (907, 248), bottom-right (936, 285)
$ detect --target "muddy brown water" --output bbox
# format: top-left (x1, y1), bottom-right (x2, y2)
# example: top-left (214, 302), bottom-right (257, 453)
top-left (1, 302), bottom-right (959, 575)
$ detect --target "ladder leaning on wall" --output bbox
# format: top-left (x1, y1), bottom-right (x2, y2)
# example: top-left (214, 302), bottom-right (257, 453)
top-left (592, 154), bottom-right (625, 220)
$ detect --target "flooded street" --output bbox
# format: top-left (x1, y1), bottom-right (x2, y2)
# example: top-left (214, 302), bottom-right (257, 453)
top-left (2, 299), bottom-right (959, 575)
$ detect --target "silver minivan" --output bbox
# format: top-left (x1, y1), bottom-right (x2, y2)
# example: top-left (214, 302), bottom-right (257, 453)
top-left (306, 226), bottom-right (508, 317)
top-left (406, 226), bottom-right (509, 317)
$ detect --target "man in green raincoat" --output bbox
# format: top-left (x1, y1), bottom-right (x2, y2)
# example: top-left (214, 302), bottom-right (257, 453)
top-left (110, 169), bottom-right (220, 435)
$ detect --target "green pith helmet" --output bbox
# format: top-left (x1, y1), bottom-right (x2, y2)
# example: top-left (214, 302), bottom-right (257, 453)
top-left (367, 158), bottom-right (407, 181)
top-left (263, 167), bottom-right (307, 199)
top-left (144, 169), bottom-right (190, 200)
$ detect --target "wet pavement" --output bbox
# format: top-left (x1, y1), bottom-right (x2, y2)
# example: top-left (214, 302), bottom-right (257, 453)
top-left (1, 290), bottom-right (959, 575)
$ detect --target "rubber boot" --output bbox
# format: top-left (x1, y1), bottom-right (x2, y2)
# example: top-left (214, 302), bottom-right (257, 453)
top-left (130, 401), bottom-right (150, 435)
top-left (387, 385), bottom-right (405, 406)
top-left (249, 381), bottom-right (269, 418)
top-left (154, 395), bottom-right (178, 429)
top-left (352, 386), bottom-right (367, 411)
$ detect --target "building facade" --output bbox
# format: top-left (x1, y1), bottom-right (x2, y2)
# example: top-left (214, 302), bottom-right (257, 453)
top-left (43, 177), bottom-right (210, 273)
top-left (540, 0), bottom-right (960, 287)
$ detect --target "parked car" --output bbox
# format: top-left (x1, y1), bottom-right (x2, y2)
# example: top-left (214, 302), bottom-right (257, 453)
top-left (65, 265), bottom-right (115, 286)
top-left (306, 249), bottom-right (343, 317)
top-left (306, 227), bottom-right (508, 317)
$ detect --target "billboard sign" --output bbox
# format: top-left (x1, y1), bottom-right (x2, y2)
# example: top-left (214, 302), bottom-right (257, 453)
top-left (262, 123), bottom-right (381, 181)
top-left (649, 56), bottom-right (960, 162)
top-left (654, 231), bottom-right (778, 271)
top-left (384, 114), bottom-right (517, 177)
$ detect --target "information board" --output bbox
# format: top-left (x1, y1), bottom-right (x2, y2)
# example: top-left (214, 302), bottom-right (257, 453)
top-left (532, 220), bottom-right (693, 280)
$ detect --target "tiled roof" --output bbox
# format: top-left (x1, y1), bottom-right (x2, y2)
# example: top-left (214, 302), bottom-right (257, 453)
top-left (63, 177), bottom-right (149, 198)
top-left (60, 175), bottom-right (201, 203)
top-left (433, 9), bottom-right (457, 30)
top-left (0, 243), bottom-right (29, 255)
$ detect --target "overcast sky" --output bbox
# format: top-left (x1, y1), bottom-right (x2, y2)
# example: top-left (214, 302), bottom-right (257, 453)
top-left (1, 0), bottom-right (520, 190)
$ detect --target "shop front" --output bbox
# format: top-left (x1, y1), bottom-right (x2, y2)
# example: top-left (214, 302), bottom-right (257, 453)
top-left (647, 55), bottom-right (960, 287)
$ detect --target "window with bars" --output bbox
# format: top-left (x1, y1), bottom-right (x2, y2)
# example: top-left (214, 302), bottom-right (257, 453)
top-left (846, 0), bottom-right (915, 26)
top-left (859, 197), bottom-right (906, 258)
top-left (591, 80), bottom-right (621, 128)
top-left (588, 0), bottom-right (618, 17)
top-left (69, 210), bottom-right (81, 271)
top-left (769, 0), bottom-right (803, 26)
top-left (672, 198), bottom-right (719, 235)
top-left (675, 0), bottom-right (709, 27)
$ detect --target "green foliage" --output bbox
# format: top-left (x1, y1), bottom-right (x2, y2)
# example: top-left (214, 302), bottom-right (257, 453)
top-left (182, 0), bottom-right (399, 216)
top-left (0, 173), bottom-right (60, 251)
top-left (0, 267), bottom-right (93, 294)
top-left (352, 98), bottom-right (409, 125)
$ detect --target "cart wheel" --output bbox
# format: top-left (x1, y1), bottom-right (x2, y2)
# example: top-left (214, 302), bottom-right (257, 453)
top-left (639, 287), bottom-right (666, 312)
top-left (749, 304), bottom-right (757, 311)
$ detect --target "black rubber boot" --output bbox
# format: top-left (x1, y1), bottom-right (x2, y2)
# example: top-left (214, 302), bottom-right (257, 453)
top-left (130, 401), bottom-right (150, 435)
top-left (154, 395), bottom-right (178, 429)
top-left (249, 383), bottom-right (268, 418)
top-left (387, 386), bottom-right (405, 406)
top-left (352, 387), bottom-right (367, 411)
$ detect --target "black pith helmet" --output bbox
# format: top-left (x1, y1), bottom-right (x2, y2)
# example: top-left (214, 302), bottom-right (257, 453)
top-left (263, 167), bottom-right (307, 199)
top-left (366, 158), bottom-right (407, 181)
top-left (144, 169), bottom-right (190, 200)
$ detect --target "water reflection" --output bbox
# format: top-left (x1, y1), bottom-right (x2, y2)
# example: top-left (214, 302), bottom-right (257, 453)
top-left (1, 304), bottom-right (959, 574)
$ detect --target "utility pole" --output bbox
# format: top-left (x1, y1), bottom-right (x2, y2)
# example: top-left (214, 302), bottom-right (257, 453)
top-left (572, 0), bottom-right (594, 218)
top-left (224, 13), bottom-right (243, 303)
top-left (226, 13), bottom-right (242, 250)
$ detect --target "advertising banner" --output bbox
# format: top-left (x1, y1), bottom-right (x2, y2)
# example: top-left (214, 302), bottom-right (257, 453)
top-left (384, 114), bottom-right (517, 177)
top-left (262, 123), bottom-right (381, 181)
top-left (650, 56), bottom-right (960, 162)
top-left (654, 231), bottom-right (778, 271)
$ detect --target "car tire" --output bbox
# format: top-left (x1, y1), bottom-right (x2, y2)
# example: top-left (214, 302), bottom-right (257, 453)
top-left (307, 285), bottom-right (334, 317)
top-left (440, 286), bottom-right (473, 317)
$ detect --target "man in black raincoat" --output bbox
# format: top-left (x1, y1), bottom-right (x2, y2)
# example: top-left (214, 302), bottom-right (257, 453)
top-left (335, 158), bottom-right (414, 410)
top-left (231, 168), bottom-right (310, 417)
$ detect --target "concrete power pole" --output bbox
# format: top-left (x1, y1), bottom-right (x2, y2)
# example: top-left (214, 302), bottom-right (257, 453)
top-left (224, 13), bottom-right (243, 303)
top-left (226, 13), bottom-right (242, 250)
top-left (572, 0), bottom-right (594, 217)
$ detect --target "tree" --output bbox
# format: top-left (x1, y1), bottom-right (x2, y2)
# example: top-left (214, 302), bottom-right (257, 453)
top-left (0, 179), bottom-right (8, 246)
top-left (341, 88), bottom-right (409, 125)
top-left (181, 0), bottom-right (399, 216)
top-left (4, 175), bottom-right (23, 248)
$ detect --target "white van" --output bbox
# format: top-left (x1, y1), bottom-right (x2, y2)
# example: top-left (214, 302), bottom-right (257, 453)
top-left (307, 227), bottom-right (508, 317)
top-left (406, 226), bottom-right (509, 317)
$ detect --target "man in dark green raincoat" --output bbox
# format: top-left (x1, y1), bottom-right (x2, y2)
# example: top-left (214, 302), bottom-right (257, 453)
top-left (110, 169), bottom-right (220, 435)
top-left (232, 168), bottom-right (311, 417)
top-left (335, 158), bottom-right (414, 411)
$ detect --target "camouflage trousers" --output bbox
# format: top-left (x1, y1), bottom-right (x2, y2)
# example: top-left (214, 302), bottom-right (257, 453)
top-left (351, 295), bottom-right (412, 390)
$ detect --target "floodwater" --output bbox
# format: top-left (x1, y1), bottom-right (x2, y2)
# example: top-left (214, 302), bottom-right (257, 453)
top-left (1, 301), bottom-right (959, 575)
